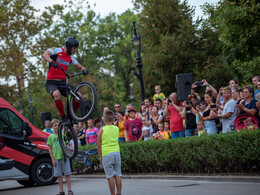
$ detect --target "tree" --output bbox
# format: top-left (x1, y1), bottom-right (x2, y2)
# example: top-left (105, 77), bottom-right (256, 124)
top-left (133, 0), bottom-right (201, 98)
top-left (203, 0), bottom-right (260, 84)
top-left (96, 10), bottom-right (139, 103)
top-left (193, 21), bottom-right (233, 90)
top-left (0, 0), bottom-right (58, 114)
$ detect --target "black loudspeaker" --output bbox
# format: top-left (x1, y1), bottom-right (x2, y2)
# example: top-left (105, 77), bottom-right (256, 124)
top-left (40, 112), bottom-right (52, 129)
top-left (176, 73), bottom-right (193, 102)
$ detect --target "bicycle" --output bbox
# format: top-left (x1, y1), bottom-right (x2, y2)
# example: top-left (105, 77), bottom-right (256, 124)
top-left (56, 67), bottom-right (97, 159)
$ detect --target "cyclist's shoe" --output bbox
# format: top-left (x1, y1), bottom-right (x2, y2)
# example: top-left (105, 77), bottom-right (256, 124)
top-left (61, 115), bottom-right (68, 122)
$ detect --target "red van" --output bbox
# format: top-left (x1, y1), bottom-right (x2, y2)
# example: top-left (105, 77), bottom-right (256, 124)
top-left (0, 97), bottom-right (56, 186)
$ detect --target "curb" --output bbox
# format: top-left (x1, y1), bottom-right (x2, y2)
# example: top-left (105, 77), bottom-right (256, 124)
top-left (71, 174), bottom-right (260, 183)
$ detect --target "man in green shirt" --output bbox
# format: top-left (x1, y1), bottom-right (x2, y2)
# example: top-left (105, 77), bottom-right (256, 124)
top-left (98, 110), bottom-right (122, 195)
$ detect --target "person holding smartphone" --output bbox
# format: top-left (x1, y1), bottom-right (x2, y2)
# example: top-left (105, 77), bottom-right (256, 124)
top-left (180, 94), bottom-right (197, 137)
top-left (191, 79), bottom-right (218, 99)
top-left (163, 93), bottom-right (183, 139)
top-left (198, 91), bottom-right (218, 135)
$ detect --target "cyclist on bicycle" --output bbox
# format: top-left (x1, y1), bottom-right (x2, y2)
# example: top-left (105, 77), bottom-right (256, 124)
top-left (42, 37), bottom-right (88, 121)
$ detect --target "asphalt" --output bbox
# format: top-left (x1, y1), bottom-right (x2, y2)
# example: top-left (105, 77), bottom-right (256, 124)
top-left (71, 173), bottom-right (260, 183)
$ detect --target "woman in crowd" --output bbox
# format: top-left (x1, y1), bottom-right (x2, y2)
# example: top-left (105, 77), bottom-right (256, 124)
top-left (115, 112), bottom-right (126, 143)
top-left (232, 87), bottom-right (243, 104)
top-left (147, 105), bottom-right (153, 120)
top-left (77, 121), bottom-right (86, 146)
top-left (149, 106), bottom-right (163, 134)
top-left (199, 91), bottom-right (217, 135)
top-left (139, 102), bottom-right (147, 118)
top-left (236, 86), bottom-right (260, 126)
top-left (229, 79), bottom-right (239, 88)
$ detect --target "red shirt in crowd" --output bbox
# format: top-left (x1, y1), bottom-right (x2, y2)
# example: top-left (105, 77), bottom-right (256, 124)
top-left (168, 104), bottom-right (183, 132)
top-left (124, 118), bottom-right (143, 141)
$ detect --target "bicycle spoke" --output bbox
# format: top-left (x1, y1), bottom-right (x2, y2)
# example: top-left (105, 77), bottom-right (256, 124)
top-left (69, 82), bottom-right (97, 121)
top-left (58, 122), bottom-right (78, 159)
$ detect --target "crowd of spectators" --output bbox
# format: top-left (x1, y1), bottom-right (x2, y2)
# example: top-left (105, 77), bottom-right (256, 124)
top-left (43, 75), bottom-right (260, 144)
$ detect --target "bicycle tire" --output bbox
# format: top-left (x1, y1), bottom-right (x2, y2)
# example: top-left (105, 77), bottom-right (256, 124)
top-left (58, 122), bottom-right (78, 159)
top-left (69, 81), bottom-right (97, 121)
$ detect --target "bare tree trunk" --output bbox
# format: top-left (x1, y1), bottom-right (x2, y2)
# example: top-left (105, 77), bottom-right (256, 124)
top-left (17, 73), bottom-right (25, 115)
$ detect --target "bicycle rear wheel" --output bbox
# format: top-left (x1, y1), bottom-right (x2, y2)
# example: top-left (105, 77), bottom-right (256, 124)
top-left (58, 122), bottom-right (78, 159)
top-left (69, 81), bottom-right (97, 121)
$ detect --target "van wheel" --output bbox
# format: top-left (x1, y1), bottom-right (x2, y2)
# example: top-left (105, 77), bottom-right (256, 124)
top-left (17, 179), bottom-right (35, 187)
top-left (31, 158), bottom-right (57, 186)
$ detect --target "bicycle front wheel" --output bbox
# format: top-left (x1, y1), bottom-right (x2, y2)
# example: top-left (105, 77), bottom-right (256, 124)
top-left (69, 81), bottom-right (97, 121)
top-left (58, 122), bottom-right (78, 159)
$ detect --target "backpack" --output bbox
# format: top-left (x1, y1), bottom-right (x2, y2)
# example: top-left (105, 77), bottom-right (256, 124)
top-left (234, 114), bottom-right (259, 132)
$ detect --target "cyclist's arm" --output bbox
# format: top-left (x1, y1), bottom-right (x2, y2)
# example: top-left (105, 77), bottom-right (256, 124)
top-left (42, 50), bottom-right (53, 63)
top-left (75, 63), bottom-right (86, 71)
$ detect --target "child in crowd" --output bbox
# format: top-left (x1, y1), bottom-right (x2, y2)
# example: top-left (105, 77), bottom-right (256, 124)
top-left (153, 85), bottom-right (166, 102)
top-left (77, 121), bottom-right (86, 146)
top-left (98, 110), bottom-right (122, 195)
top-left (94, 118), bottom-right (101, 130)
top-left (85, 119), bottom-right (99, 145)
top-left (47, 119), bottom-right (73, 195)
top-left (124, 108), bottom-right (143, 142)
top-left (139, 117), bottom-right (153, 141)
top-left (154, 122), bottom-right (170, 140)
top-left (43, 120), bottom-right (53, 134)
top-left (197, 120), bottom-right (206, 136)
top-left (196, 100), bottom-right (206, 123)
top-left (164, 120), bottom-right (171, 137)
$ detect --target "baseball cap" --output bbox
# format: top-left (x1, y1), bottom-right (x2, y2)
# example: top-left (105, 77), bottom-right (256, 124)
top-left (128, 108), bottom-right (136, 113)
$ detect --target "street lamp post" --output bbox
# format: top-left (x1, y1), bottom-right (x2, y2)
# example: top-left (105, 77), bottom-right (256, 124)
top-left (131, 21), bottom-right (145, 102)
top-left (28, 91), bottom-right (34, 125)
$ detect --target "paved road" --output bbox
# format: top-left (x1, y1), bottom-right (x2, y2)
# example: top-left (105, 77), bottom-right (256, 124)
top-left (0, 177), bottom-right (259, 195)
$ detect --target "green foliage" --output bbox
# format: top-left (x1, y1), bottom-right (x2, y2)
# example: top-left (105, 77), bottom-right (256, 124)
top-left (203, 0), bottom-right (260, 85)
top-left (0, 0), bottom-right (59, 116)
top-left (133, 0), bottom-right (211, 98)
top-left (75, 130), bottom-right (260, 174)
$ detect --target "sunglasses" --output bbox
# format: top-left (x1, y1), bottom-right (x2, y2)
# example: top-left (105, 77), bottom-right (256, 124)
top-left (115, 106), bottom-right (121, 108)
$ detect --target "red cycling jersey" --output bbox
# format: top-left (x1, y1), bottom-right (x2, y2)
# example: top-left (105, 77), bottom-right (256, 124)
top-left (47, 48), bottom-right (78, 81)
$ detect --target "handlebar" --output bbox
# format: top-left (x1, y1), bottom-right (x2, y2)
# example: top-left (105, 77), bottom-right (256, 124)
top-left (56, 66), bottom-right (87, 78)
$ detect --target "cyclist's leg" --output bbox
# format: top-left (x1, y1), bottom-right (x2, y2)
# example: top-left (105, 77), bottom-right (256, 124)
top-left (45, 80), bottom-right (66, 118)
top-left (53, 90), bottom-right (66, 117)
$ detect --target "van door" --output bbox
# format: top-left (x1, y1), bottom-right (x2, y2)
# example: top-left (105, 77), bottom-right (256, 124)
top-left (0, 135), bottom-right (15, 171)
top-left (0, 108), bottom-right (30, 180)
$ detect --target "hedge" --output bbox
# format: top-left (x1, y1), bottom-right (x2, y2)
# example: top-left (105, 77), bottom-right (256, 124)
top-left (73, 130), bottom-right (260, 174)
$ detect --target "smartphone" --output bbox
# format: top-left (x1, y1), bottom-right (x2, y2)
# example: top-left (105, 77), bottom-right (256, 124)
top-left (210, 104), bottom-right (217, 109)
top-left (196, 81), bottom-right (203, 86)
top-left (196, 101), bottom-right (200, 106)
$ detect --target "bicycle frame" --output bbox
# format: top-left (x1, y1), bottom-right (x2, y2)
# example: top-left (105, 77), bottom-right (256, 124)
top-left (58, 67), bottom-right (84, 122)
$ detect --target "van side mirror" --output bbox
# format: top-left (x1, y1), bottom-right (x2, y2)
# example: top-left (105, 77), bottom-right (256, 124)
top-left (23, 122), bottom-right (32, 137)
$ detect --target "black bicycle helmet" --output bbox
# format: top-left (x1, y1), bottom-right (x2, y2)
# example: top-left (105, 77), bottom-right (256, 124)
top-left (65, 37), bottom-right (79, 55)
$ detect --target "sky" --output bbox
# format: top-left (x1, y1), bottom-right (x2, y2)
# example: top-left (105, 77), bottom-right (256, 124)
top-left (31, 0), bottom-right (219, 19)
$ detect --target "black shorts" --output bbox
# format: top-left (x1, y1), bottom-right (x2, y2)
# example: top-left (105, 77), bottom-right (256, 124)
top-left (45, 80), bottom-right (68, 98)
